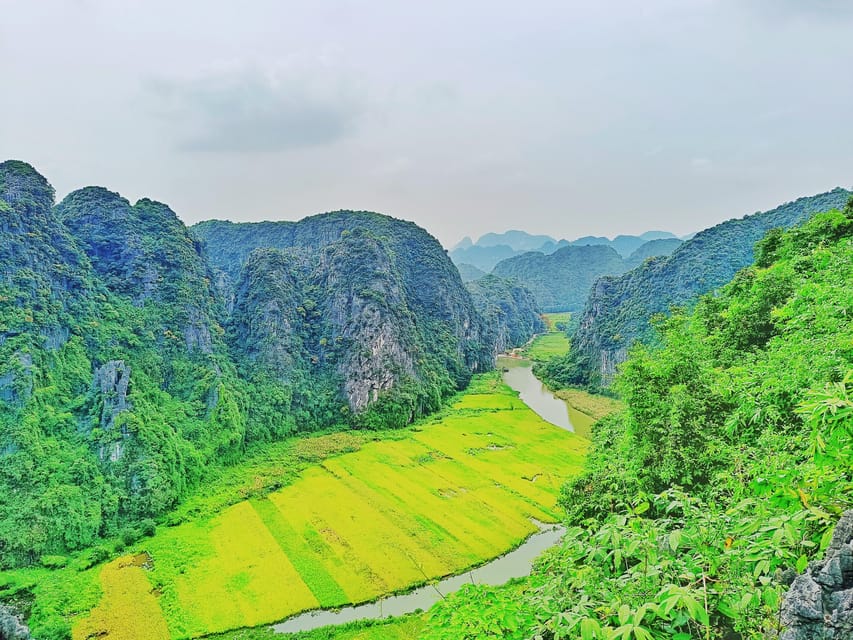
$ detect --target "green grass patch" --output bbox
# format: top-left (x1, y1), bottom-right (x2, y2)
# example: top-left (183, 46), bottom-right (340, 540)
top-left (523, 313), bottom-right (571, 361)
top-left (554, 388), bottom-right (623, 421)
top-left (542, 312), bottom-right (571, 331)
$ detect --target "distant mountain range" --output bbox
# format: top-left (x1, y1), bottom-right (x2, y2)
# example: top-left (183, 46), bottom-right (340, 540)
top-left (450, 229), bottom-right (681, 271)
top-left (455, 230), bottom-right (684, 312)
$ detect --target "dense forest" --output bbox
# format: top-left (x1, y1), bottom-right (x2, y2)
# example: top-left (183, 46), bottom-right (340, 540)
top-left (542, 187), bottom-right (852, 389)
top-left (489, 239), bottom-right (680, 313)
top-left (455, 263), bottom-right (487, 283)
top-left (0, 161), bottom-right (542, 570)
top-left (420, 195), bottom-right (853, 639)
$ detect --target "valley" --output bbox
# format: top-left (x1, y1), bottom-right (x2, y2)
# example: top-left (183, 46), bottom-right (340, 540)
top-left (2, 157), bottom-right (852, 640)
top-left (5, 4), bottom-right (853, 638)
top-left (9, 373), bottom-right (586, 640)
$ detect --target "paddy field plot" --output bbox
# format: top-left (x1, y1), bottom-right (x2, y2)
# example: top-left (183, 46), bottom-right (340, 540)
top-left (67, 374), bottom-right (587, 640)
top-left (523, 313), bottom-right (570, 360)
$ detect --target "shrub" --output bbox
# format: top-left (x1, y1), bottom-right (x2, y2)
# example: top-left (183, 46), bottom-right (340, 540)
top-left (38, 555), bottom-right (68, 569)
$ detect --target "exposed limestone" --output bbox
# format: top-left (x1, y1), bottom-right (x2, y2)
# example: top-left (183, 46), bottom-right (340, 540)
top-left (0, 603), bottom-right (30, 640)
top-left (779, 510), bottom-right (853, 639)
top-left (0, 353), bottom-right (33, 406)
top-left (96, 360), bottom-right (131, 431)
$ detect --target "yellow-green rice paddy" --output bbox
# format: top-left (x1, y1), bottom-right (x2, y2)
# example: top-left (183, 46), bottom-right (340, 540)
top-left (522, 313), bottom-right (570, 361)
top-left (69, 373), bottom-right (587, 640)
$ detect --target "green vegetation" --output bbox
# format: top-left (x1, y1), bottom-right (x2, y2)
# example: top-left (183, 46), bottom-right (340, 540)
top-left (455, 263), bottom-right (487, 282)
top-left (6, 157), bottom-right (852, 640)
top-left (1, 163), bottom-right (516, 577)
top-left (421, 198), bottom-right (853, 639)
top-left (522, 313), bottom-right (571, 361)
top-left (553, 187), bottom-right (852, 389)
top-left (624, 238), bottom-right (683, 268)
top-left (489, 241), bottom-right (681, 313)
top-left (3, 373), bottom-right (586, 639)
top-left (542, 312), bottom-right (571, 331)
top-left (465, 275), bottom-right (544, 355)
top-left (524, 332), bottom-right (569, 360)
top-left (492, 244), bottom-right (628, 312)
top-left (0, 164), bottom-right (246, 572)
top-left (554, 388), bottom-right (622, 423)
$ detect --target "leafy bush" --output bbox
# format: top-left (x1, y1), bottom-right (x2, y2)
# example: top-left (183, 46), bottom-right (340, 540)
top-left (39, 555), bottom-right (68, 569)
top-left (138, 518), bottom-right (157, 537)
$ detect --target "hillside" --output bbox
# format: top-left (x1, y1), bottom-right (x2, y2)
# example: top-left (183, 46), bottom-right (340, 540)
top-left (488, 238), bottom-right (682, 313)
top-left (0, 162), bottom-right (539, 572)
top-left (625, 237), bottom-right (683, 267)
top-left (455, 263), bottom-right (486, 282)
top-left (0, 162), bottom-right (243, 568)
top-left (546, 187), bottom-right (852, 387)
top-left (465, 275), bottom-right (545, 355)
top-left (491, 245), bottom-right (628, 312)
top-left (196, 216), bottom-right (547, 422)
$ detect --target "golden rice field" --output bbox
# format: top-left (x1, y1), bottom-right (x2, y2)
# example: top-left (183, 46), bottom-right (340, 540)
top-left (71, 374), bottom-right (587, 640)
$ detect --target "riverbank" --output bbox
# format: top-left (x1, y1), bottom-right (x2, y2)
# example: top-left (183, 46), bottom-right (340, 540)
top-left (270, 521), bottom-right (565, 635)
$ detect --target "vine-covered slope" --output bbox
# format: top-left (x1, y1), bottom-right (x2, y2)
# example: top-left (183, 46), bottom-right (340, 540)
top-left (545, 187), bottom-right (852, 387)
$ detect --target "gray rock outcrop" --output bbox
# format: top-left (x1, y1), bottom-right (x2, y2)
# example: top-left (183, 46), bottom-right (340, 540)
top-left (780, 510), bottom-right (853, 639)
top-left (0, 603), bottom-right (30, 640)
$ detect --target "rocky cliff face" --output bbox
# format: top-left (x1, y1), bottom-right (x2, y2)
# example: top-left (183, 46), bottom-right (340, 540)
top-left (779, 511), bottom-right (853, 639)
top-left (0, 603), bottom-right (30, 640)
top-left (0, 161), bottom-right (96, 406)
top-left (465, 274), bottom-right (544, 355)
top-left (567, 188), bottom-right (852, 387)
top-left (0, 160), bottom-right (543, 567)
top-left (226, 223), bottom-right (488, 427)
top-left (0, 163), bottom-right (243, 566)
top-left (56, 187), bottom-right (220, 355)
top-left (194, 213), bottom-right (494, 384)
top-left (318, 231), bottom-right (419, 412)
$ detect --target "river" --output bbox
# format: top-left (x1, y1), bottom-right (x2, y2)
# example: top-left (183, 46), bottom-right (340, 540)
top-left (272, 521), bottom-right (565, 633)
top-left (271, 359), bottom-right (574, 635)
top-left (498, 355), bottom-right (575, 431)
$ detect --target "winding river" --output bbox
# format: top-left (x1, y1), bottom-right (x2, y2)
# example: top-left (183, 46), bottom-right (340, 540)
top-left (272, 521), bottom-right (565, 633)
top-left (271, 358), bottom-right (575, 634)
top-left (498, 355), bottom-right (594, 440)
top-left (498, 355), bottom-right (574, 431)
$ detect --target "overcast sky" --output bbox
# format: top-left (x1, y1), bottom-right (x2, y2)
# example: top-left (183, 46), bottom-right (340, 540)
top-left (2, 0), bottom-right (852, 246)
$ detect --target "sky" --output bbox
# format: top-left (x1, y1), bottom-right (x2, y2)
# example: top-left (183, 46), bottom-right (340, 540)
top-left (2, 0), bottom-right (853, 247)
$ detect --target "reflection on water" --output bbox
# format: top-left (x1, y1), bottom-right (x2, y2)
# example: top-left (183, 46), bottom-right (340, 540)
top-left (272, 522), bottom-right (565, 634)
top-left (498, 356), bottom-right (574, 432)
